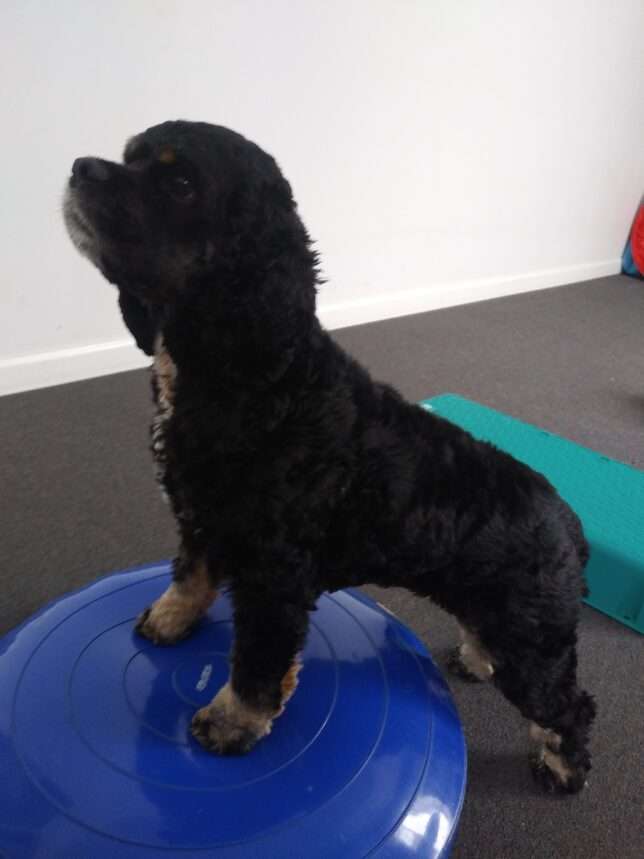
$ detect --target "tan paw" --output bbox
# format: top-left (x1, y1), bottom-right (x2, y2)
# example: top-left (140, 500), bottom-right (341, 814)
top-left (191, 684), bottom-right (273, 755)
top-left (135, 579), bottom-right (216, 645)
top-left (529, 749), bottom-right (588, 794)
top-left (135, 602), bottom-right (198, 645)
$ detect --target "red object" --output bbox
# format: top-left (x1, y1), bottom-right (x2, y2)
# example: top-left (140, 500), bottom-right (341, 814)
top-left (632, 205), bottom-right (644, 274)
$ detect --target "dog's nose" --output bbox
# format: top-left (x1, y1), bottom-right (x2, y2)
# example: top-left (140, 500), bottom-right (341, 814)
top-left (71, 157), bottom-right (111, 183)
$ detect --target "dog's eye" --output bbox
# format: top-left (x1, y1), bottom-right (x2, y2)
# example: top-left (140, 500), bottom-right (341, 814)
top-left (165, 175), bottom-right (195, 201)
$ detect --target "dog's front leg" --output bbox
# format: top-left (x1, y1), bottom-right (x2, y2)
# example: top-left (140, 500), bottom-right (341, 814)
top-left (136, 546), bottom-right (218, 645)
top-left (192, 586), bottom-right (310, 755)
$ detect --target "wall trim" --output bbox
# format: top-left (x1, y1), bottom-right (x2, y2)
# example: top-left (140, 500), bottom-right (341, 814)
top-left (0, 339), bottom-right (150, 397)
top-left (318, 259), bottom-right (621, 330)
top-left (1, 259), bottom-right (620, 396)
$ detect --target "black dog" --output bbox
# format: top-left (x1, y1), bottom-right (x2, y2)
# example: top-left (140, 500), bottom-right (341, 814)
top-left (64, 120), bottom-right (595, 794)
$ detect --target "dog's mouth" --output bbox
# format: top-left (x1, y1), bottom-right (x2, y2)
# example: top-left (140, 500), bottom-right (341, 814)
top-left (64, 184), bottom-right (143, 264)
top-left (64, 155), bottom-right (145, 248)
top-left (66, 198), bottom-right (94, 239)
top-left (63, 186), bottom-right (100, 258)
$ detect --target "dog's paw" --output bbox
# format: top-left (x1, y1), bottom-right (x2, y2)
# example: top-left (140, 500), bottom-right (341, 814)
top-left (135, 603), bottom-right (199, 646)
top-left (446, 647), bottom-right (484, 683)
top-left (190, 684), bottom-right (273, 755)
top-left (529, 750), bottom-right (589, 795)
top-left (191, 706), bottom-right (260, 755)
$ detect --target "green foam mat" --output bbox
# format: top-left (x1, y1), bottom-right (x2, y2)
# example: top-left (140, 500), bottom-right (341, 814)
top-left (421, 394), bottom-right (644, 634)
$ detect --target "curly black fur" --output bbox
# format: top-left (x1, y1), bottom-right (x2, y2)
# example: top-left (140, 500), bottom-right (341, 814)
top-left (64, 120), bottom-right (595, 792)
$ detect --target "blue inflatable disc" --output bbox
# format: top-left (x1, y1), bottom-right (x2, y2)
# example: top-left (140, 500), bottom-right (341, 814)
top-left (0, 563), bottom-right (466, 858)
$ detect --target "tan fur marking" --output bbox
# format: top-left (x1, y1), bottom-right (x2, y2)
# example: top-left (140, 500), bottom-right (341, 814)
top-left (278, 660), bottom-right (302, 713)
top-left (153, 335), bottom-right (177, 411)
top-left (542, 747), bottom-right (573, 783)
top-left (529, 722), bottom-right (562, 751)
top-left (459, 626), bottom-right (494, 679)
top-left (214, 683), bottom-right (273, 731)
top-left (139, 559), bottom-right (217, 642)
top-left (151, 335), bottom-right (177, 505)
top-left (158, 146), bottom-right (177, 164)
top-left (192, 660), bottom-right (301, 752)
top-left (530, 722), bottom-right (571, 784)
top-left (193, 682), bottom-right (273, 751)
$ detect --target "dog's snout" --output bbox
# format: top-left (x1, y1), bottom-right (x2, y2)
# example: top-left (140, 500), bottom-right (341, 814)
top-left (71, 157), bottom-right (111, 184)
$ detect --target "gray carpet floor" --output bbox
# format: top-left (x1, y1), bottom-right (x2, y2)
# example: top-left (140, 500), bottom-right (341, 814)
top-left (1, 274), bottom-right (643, 858)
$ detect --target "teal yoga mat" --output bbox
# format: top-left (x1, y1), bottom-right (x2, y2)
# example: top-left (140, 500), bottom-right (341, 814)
top-left (422, 395), bottom-right (644, 634)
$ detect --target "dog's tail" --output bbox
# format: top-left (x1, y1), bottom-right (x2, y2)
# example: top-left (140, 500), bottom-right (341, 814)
top-left (558, 500), bottom-right (591, 594)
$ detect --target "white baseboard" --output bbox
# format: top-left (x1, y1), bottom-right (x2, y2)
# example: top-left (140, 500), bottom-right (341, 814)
top-left (317, 259), bottom-right (621, 330)
top-left (0, 259), bottom-right (620, 396)
top-left (0, 339), bottom-right (150, 397)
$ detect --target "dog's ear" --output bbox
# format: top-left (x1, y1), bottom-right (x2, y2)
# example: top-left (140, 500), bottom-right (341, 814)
top-left (263, 170), bottom-right (294, 213)
top-left (117, 289), bottom-right (157, 355)
top-left (259, 162), bottom-right (295, 222)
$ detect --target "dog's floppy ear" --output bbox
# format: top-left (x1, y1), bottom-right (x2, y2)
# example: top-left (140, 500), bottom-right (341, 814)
top-left (117, 289), bottom-right (157, 355)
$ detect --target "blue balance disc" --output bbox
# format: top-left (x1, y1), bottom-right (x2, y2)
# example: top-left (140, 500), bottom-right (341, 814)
top-left (0, 563), bottom-right (466, 858)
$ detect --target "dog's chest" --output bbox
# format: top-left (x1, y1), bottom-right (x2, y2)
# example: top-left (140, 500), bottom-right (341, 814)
top-left (150, 337), bottom-right (177, 495)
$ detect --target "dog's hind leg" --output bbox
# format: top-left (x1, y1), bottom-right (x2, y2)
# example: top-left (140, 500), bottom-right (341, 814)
top-left (490, 637), bottom-right (596, 794)
top-left (447, 625), bottom-right (495, 682)
top-left (136, 547), bottom-right (218, 645)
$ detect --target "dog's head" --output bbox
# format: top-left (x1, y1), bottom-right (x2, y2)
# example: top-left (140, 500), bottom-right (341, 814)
top-left (64, 121), bottom-right (311, 354)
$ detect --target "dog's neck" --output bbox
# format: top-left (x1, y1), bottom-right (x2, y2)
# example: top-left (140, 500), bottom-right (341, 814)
top-left (117, 213), bottom-right (322, 392)
top-left (157, 262), bottom-right (320, 393)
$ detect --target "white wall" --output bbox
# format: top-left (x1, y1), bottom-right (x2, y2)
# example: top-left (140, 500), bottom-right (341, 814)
top-left (2, 0), bottom-right (643, 394)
